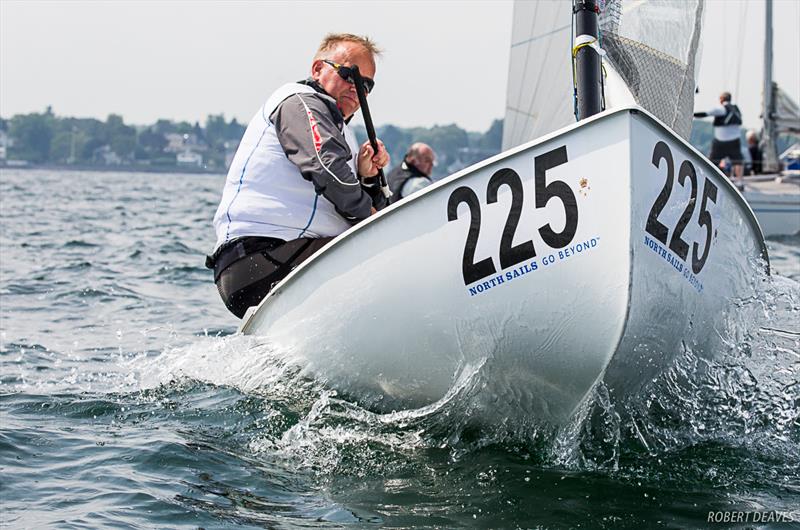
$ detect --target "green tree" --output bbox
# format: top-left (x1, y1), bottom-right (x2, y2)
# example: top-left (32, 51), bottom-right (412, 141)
top-left (154, 119), bottom-right (177, 135)
top-left (225, 117), bottom-right (245, 140)
top-left (376, 124), bottom-right (411, 167)
top-left (137, 128), bottom-right (167, 154)
top-left (175, 121), bottom-right (193, 135)
top-left (205, 114), bottom-right (226, 146)
top-left (50, 130), bottom-right (73, 163)
top-left (105, 114), bottom-right (136, 159)
top-left (477, 119), bottom-right (503, 151)
top-left (415, 124), bottom-right (469, 154)
top-left (9, 113), bottom-right (54, 162)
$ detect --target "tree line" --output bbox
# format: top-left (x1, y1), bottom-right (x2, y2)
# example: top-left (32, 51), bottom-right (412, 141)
top-left (4, 107), bottom-right (797, 178)
top-left (0, 107), bottom-right (503, 178)
top-left (0, 107), bottom-right (246, 171)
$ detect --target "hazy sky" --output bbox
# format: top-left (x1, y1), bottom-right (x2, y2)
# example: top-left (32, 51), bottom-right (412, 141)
top-left (1, 0), bottom-right (798, 132)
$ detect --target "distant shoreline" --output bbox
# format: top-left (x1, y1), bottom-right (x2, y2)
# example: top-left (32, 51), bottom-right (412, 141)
top-left (0, 162), bottom-right (225, 176)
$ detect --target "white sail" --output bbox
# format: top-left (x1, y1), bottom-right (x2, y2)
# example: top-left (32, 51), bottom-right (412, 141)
top-left (503, 1), bottom-right (573, 151)
top-left (503, 0), bottom-right (704, 149)
top-left (774, 83), bottom-right (800, 134)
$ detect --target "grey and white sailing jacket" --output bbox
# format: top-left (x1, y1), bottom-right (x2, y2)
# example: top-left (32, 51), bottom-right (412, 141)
top-left (212, 80), bottom-right (383, 252)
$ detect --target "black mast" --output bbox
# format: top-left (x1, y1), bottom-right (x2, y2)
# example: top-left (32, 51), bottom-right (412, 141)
top-left (574, 0), bottom-right (603, 120)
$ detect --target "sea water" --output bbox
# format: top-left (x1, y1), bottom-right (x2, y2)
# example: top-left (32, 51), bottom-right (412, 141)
top-left (1, 169), bottom-right (798, 528)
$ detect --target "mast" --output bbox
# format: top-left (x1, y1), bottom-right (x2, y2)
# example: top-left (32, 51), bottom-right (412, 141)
top-left (574, 0), bottom-right (603, 120)
top-left (762, 0), bottom-right (780, 172)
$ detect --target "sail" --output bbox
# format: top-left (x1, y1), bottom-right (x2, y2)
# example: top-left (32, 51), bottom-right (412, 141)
top-left (503, 0), bottom-right (704, 150)
top-left (774, 83), bottom-right (800, 134)
top-left (503, 1), bottom-right (573, 151)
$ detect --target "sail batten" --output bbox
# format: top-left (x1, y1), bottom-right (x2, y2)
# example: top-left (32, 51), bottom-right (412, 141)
top-left (511, 24), bottom-right (571, 48)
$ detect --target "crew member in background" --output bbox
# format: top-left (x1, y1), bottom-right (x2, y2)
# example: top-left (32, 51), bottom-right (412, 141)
top-left (746, 129), bottom-right (763, 175)
top-left (386, 143), bottom-right (436, 204)
top-left (694, 91), bottom-right (744, 188)
top-left (207, 33), bottom-right (390, 318)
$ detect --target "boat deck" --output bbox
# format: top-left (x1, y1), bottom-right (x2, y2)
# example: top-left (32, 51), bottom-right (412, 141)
top-left (744, 174), bottom-right (800, 195)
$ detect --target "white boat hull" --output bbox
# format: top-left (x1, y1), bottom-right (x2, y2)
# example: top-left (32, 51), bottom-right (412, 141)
top-left (241, 108), bottom-right (767, 425)
top-left (743, 176), bottom-right (800, 237)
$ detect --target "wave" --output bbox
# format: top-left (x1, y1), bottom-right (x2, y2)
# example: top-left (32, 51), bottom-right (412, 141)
top-left (3, 241), bottom-right (797, 489)
top-left (120, 271), bottom-right (800, 483)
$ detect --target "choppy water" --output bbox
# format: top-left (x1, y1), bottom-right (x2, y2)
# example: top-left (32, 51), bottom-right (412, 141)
top-left (1, 168), bottom-right (798, 528)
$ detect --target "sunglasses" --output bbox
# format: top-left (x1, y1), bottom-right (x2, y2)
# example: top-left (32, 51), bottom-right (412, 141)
top-left (322, 59), bottom-right (375, 94)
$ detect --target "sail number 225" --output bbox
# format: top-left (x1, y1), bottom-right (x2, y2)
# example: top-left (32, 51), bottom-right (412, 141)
top-left (646, 141), bottom-right (717, 274)
top-left (446, 145), bottom-right (577, 285)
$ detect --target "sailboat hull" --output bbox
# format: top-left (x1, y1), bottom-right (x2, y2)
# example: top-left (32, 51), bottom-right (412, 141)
top-left (743, 177), bottom-right (800, 237)
top-left (241, 108), bottom-right (767, 425)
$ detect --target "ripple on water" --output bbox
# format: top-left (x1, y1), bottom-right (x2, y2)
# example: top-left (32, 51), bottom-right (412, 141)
top-left (63, 240), bottom-right (100, 248)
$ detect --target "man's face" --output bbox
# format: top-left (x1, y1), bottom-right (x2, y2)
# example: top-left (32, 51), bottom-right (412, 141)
top-left (410, 146), bottom-right (435, 176)
top-left (311, 42), bottom-right (375, 119)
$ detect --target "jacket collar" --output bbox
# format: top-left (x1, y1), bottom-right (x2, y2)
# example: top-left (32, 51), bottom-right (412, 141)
top-left (402, 159), bottom-right (430, 178)
top-left (299, 78), bottom-right (352, 124)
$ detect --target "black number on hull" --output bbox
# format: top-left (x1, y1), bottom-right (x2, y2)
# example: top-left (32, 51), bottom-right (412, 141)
top-left (692, 178), bottom-right (718, 274)
top-left (646, 141), bottom-right (674, 245)
top-left (535, 146), bottom-right (577, 248)
top-left (447, 186), bottom-right (497, 285)
top-left (669, 160), bottom-right (698, 260)
top-left (487, 168), bottom-right (536, 269)
top-left (446, 145), bottom-right (576, 286)
top-left (645, 141), bottom-right (718, 275)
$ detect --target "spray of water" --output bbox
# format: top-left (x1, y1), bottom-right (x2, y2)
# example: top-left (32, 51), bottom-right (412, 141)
top-left (18, 263), bottom-right (793, 482)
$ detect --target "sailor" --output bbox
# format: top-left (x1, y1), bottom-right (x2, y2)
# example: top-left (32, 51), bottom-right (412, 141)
top-left (694, 91), bottom-right (744, 187)
top-left (386, 143), bottom-right (436, 204)
top-left (207, 33), bottom-right (390, 318)
top-left (746, 129), bottom-right (763, 175)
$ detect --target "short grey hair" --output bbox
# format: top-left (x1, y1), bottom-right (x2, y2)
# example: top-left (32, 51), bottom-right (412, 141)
top-left (314, 33), bottom-right (382, 61)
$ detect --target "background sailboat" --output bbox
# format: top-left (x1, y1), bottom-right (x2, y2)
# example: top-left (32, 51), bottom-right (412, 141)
top-left (740, 0), bottom-right (800, 236)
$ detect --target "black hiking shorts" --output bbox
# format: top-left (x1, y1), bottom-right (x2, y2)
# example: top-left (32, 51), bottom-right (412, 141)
top-left (207, 236), bottom-right (332, 318)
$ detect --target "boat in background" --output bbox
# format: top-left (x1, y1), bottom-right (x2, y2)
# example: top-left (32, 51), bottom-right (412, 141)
top-left (742, 0), bottom-right (800, 237)
top-left (742, 174), bottom-right (800, 237)
top-left (239, 0), bottom-right (768, 426)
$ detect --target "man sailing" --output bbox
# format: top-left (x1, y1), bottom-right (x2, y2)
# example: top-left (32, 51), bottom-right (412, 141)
top-left (208, 34), bottom-right (390, 318)
top-left (694, 91), bottom-right (745, 189)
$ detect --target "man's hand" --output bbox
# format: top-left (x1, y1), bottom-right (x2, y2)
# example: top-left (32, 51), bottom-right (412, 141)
top-left (357, 140), bottom-right (390, 178)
